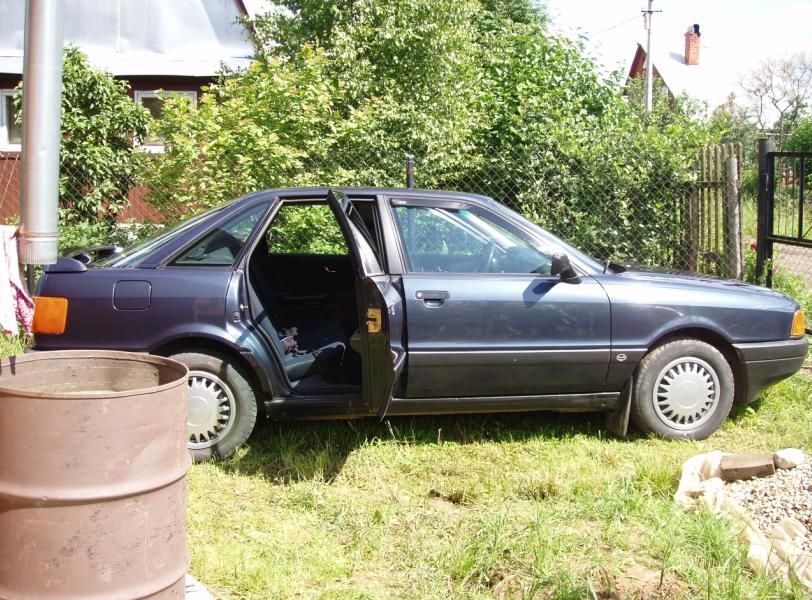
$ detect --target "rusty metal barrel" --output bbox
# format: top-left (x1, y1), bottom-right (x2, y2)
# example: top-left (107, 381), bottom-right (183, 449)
top-left (0, 350), bottom-right (191, 600)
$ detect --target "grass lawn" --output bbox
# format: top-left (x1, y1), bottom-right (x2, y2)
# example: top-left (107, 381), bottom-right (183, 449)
top-left (3, 332), bottom-right (808, 598)
top-left (188, 365), bottom-right (812, 599)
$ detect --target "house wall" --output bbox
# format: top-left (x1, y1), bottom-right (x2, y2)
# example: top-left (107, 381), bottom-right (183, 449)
top-left (0, 151), bottom-right (20, 223)
top-left (0, 152), bottom-right (164, 225)
top-left (0, 73), bottom-right (215, 224)
top-left (0, 73), bottom-right (211, 98)
top-left (123, 76), bottom-right (212, 99)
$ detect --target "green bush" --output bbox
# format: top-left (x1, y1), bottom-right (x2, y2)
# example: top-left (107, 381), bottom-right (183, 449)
top-left (743, 243), bottom-right (812, 317)
top-left (150, 0), bottom-right (717, 268)
top-left (16, 47), bottom-right (150, 249)
top-left (786, 117), bottom-right (812, 152)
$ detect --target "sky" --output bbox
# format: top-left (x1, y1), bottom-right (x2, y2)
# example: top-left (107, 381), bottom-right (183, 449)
top-left (541, 0), bottom-right (811, 76)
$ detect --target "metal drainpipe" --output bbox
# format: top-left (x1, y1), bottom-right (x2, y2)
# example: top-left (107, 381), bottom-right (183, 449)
top-left (19, 0), bottom-right (65, 268)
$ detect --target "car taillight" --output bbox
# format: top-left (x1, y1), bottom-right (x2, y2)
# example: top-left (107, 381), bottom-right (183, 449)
top-left (33, 296), bottom-right (69, 335)
top-left (791, 310), bottom-right (805, 337)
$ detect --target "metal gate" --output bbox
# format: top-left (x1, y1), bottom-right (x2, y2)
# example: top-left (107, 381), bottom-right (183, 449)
top-left (756, 140), bottom-right (812, 287)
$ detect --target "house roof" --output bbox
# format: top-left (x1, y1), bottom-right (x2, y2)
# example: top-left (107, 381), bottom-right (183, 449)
top-left (626, 30), bottom-right (743, 111)
top-left (0, 0), bottom-right (256, 77)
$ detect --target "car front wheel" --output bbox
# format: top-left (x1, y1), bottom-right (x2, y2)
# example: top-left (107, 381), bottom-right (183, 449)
top-left (169, 350), bottom-right (258, 461)
top-left (630, 338), bottom-right (734, 440)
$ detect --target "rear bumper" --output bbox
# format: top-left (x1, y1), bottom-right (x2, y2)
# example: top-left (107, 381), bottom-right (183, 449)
top-left (733, 337), bottom-right (808, 404)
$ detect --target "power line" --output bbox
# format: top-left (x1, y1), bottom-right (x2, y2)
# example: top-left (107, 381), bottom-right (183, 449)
top-left (591, 15), bottom-right (640, 36)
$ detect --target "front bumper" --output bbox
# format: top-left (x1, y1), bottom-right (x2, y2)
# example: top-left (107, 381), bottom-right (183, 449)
top-left (733, 337), bottom-right (809, 404)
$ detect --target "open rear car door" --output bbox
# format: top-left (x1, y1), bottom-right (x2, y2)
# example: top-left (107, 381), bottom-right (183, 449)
top-left (326, 189), bottom-right (405, 418)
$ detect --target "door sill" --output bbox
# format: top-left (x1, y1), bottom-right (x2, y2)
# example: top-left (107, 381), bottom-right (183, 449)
top-left (386, 392), bottom-right (619, 415)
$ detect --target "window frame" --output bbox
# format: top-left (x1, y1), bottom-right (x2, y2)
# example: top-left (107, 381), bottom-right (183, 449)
top-left (0, 89), bottom-right (21, 151)
top-left (134, 89), bottom-right (197, 152)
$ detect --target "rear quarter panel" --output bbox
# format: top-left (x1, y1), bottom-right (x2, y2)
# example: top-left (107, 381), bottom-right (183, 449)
top-left (35, 267), bottom-right (233, 351)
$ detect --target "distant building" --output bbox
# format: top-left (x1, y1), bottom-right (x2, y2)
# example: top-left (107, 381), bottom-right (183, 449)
top-left (0, 0), bottom-right (258, 151)
top-left (626, 23), bottom-right (738, 111)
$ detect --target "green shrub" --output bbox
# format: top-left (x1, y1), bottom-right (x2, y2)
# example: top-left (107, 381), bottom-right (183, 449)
top-left (15, 47), bottom-right (150, 250)
top-left (150, 0), bottom-right (717, 269)
top-left (743, 243), bottom-right (812, 317)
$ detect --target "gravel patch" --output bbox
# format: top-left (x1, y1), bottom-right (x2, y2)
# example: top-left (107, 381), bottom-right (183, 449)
top-left (726, 458), bottom-right (812, 555)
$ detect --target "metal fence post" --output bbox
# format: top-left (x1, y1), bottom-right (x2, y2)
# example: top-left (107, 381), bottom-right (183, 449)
top-left (405, 154), bottom-right (415, 188)
top-left (755, 138), bottom-right (774, 284)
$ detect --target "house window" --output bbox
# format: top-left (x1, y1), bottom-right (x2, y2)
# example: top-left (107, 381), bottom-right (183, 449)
top-left (134, 90), bottom-right (197, 149)
top-left (0, 89), bottom-right (22, 150)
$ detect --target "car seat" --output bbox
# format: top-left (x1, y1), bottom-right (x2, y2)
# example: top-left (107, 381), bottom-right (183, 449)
top-left (248, 241), bottom-right (345, 382)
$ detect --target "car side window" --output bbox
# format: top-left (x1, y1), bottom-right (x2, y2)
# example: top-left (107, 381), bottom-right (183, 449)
top-left (172, 203), bottom-right (267, 266)
top-left (265, 203), bottom-right (349, 255)
top-left (393, 204), bottom-right (552, 274)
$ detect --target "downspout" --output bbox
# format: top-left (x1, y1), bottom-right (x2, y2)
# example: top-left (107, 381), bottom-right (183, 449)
top-left (19, 0), bottom-right (65, 268)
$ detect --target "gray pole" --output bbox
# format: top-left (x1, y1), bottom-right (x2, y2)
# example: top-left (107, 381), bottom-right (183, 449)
top-left (643, 0), bottom-right (654, 113)
top-left (755, 138), bottom-right (775, 285)
top-left (405, 154), bottom-right (415, 188)
top-left (19, 0), bottom-right (64, 266)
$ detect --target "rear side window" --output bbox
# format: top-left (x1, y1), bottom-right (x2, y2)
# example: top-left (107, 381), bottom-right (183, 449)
top-left (173, 203), bottom-right (267, 266)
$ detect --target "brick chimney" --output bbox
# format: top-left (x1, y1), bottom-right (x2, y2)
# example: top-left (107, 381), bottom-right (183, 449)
top-left (684, 24), bottom-right (701, 65)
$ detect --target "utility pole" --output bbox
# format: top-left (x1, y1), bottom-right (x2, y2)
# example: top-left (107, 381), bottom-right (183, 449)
top-left (642, 0), bottom-right (660, 113)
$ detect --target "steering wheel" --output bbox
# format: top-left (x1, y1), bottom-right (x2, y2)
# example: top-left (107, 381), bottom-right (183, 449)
top-left (476, 241), bottom-right (498, 273)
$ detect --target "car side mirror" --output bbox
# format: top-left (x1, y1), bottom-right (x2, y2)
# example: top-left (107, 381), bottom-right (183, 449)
top-left (550, 253), bottom-right (579, 282)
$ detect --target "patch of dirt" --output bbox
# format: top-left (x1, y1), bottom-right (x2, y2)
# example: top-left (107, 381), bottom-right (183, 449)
top-left (428, 488), bottom-right (471, 506)
top-left (596, 565), bottom-right (685, 600)
top-left (489, 566), bottom-right (525, 599)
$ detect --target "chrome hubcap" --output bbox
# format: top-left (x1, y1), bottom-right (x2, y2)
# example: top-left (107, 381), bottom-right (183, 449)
top-left (653, 356), bottom-right (719, 430)
top-left (186, 370), bottom-right (235, 449)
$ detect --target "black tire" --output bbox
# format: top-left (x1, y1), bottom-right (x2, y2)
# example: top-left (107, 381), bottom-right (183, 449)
top-left (169, 350), bottom-right (258, 462)
top-left (630, 338), bottom-right (734, 440)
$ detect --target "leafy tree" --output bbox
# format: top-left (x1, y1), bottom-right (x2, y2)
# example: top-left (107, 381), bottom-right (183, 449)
top-left (785, 116), bottom-right (812, 152)
top-left (738, 53), bottom-right (812, 149)
top-left (18, 47), bottom-right (150, 229)
top-left (152, 0), bottom-right (718, 268)
top-left (452, 19), bottom-right (714, 265)
top-left (147, 47), bottom-right (341, 219)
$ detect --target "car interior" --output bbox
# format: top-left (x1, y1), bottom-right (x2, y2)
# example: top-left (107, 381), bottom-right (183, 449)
top-left (246, 199), bottom-right (379, 392)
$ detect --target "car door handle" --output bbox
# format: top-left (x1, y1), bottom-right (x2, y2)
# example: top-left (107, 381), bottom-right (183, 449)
top-left (415, 290), bottom-right (450, 306)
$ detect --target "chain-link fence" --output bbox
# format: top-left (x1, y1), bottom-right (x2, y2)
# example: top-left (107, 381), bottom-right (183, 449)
top-left (1, 142), bottom-right (811, 301)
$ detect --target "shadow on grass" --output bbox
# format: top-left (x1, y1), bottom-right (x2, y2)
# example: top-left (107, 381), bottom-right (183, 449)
top-left (727, 398), bottom-right (762, 423)
top-left (217, 409), bottom-right (642, 483)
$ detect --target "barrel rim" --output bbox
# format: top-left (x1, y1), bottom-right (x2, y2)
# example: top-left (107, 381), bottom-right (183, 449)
top-left (0, 350), bottom-right (189, 398)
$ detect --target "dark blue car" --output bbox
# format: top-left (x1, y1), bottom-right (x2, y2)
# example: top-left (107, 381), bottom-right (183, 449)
top-left (34, 188), bottom-right (808, 460)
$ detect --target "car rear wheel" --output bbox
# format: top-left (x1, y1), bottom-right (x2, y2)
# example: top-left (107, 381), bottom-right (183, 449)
top-left (630, 338), bottom-right (734, 440)
top-left (169, 350), bottom-right (258, 462)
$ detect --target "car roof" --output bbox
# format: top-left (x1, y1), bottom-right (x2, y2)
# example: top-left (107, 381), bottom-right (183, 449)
top-left (233, 186), bottom-right (496, 207)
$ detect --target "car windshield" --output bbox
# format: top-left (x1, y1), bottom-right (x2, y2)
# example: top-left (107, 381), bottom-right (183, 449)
top-left (95, 205), bottom-right (227, 267)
